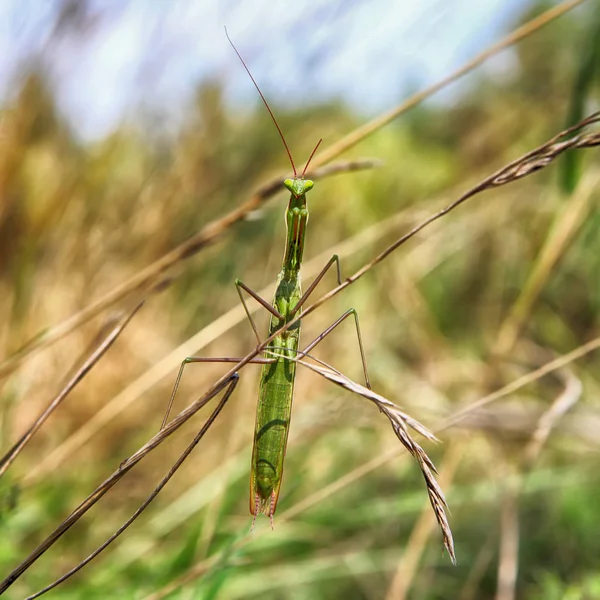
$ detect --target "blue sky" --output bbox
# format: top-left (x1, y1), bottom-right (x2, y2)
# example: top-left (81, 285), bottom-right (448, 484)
top-left (0, 0), bottom-right (572, 140)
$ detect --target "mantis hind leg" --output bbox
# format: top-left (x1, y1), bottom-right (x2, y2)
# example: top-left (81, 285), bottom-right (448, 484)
top-left (160, 355), bottom-right (272, 431)
top-left (301, 308), bottom-right (371, 389)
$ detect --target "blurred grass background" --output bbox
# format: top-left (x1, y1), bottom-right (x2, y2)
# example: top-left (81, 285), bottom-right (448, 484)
top-left (1, 1), bottom-right (600, 599)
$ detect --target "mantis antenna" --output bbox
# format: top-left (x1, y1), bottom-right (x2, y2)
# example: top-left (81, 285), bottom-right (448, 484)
top-left (224, 27), bottom-right (321, 179)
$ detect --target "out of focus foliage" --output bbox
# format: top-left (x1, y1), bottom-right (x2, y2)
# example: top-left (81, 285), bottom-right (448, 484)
top-left (0, 3), bottom-right (599, 600)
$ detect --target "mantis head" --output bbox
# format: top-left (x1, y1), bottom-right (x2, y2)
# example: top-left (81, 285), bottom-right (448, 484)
top-left (284, 178), bottom-right (314, 198)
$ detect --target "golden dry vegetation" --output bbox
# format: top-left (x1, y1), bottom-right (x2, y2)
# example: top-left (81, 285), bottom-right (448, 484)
top-left (1, 2), bottom-right (599, 599)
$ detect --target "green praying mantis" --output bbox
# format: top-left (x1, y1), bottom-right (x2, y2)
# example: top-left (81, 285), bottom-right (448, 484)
top-left (0, 29), bottom-right (454, 599)
top-left (159, 30), bottom-right (375, 526)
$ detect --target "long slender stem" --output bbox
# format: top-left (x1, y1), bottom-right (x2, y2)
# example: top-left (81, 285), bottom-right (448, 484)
top-left (23, 375), bottom-right (240, 600)
top-left (0, 297), bottom-right (147, 477)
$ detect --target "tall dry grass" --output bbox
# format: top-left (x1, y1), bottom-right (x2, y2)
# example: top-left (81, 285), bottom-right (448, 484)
top-left (1, 2), bottom-right (599, 599)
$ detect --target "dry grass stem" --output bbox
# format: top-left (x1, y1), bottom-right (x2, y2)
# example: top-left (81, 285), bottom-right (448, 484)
top-left (496, 477), bottom-right (520, 600)
top-left (494, 369), bottom-right (582, 600)
top-left (523, 370), bottom-right (582, 466)
top-left (0, 374), bottom-right (240, 598)
top-left (444, 335), bottom-right (599, 432)
top-left (0, 294), bottom-right (148, 478)
top-left (495, 173), bottom-right (599, 354)
top-left (289, 354), bottom-right (455, 563)
top-left (309, 0), bottom-right (588, 169)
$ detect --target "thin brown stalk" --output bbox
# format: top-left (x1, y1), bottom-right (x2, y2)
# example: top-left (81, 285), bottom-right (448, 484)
top-left (495, 469), bottom-right (520, 600)
top-left (523, 370), bottom-right (582, 467)
top-left (444, 337), bottom-right (598, 432)
top-left (286, 354), bottom-right (455, 562)
top-left (458, 534), bottom-right (496, 600)
top-left (0, 292), bottom-right (150, 478)
top-left (495, 174), bottom-right (598, 355)
top-left (0, 0), bottom-right (585, 379)
top-left (307, 0), bottom-right (588, 170)
top-left (454, 401), bottom-right (600, 442)
top-left (494, 369), bottom-right (582, 600)
top-left (0, 373), bottom-right (241, 597)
